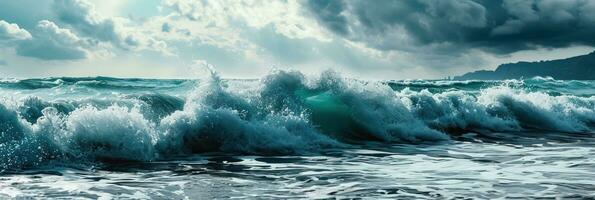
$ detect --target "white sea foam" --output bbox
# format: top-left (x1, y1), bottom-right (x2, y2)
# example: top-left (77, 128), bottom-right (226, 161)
top-left (0, 70), bottom-right (594, 170)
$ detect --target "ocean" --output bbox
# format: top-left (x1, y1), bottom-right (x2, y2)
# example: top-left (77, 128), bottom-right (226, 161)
top-left (0, 70), bottom-right (594, 199)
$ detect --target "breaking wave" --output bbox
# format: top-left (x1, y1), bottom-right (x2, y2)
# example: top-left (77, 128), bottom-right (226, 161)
top-left (1, 71), bottom-right (594, 171)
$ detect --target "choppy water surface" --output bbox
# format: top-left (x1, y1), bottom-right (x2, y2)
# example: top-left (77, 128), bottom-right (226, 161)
top-left (1, 71), bottom-right (594, 199)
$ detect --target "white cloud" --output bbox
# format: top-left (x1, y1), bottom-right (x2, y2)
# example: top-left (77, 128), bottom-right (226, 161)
top-left (159, 0), bottom-right (332, 54)
top-left (0, 20), bottom-right (31, 40)
top-left (53, 0), bottom-right (170, 54)
top-left (85, 0), bottom-right (129, 17)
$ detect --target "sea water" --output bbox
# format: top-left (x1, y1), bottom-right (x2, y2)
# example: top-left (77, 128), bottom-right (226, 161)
top-left (0, 70), bottom-right (594, 199)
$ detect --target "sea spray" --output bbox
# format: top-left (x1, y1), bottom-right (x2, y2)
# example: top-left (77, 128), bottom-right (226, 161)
top-left (157, 68), bottom-right (339, 155)
top-left (1, 70), bottom-right (594, 171)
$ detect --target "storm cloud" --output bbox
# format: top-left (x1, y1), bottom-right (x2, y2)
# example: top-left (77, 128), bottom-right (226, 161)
top-left (305, 0), bottom-right (595, 54)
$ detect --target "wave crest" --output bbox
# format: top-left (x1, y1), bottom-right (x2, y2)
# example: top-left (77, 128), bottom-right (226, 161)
top-left (1, 70), bottom-right (594, 171)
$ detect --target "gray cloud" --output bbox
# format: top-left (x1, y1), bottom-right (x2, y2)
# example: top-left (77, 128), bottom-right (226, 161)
top-left (305, 0), bottom-right (595, 55)
top-left (53, 0), bottom-right (126, 48)
top-left (0, 60), bottom-right (6, 66)
top-left (16, 20), bottom-right (89, 60)
top-left (306, 0), bottom-right (349, 35)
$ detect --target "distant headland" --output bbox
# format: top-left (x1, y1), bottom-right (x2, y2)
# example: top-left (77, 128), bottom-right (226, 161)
top-left (455, 51), bottom-right (595, 80)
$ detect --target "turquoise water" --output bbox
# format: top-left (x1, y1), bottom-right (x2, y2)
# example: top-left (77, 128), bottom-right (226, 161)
top-left (1, 71), bottom-right (594, 199)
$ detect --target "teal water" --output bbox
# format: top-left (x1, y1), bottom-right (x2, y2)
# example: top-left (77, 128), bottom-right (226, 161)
top-left (1, 71), bottom-right (594, 199)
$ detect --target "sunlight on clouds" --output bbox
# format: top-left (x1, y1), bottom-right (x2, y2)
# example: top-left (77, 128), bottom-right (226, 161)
top-left (54, 0), bottom-right (171, 55)
top-left (0, 20), bottom-right (31, 41)
top-left (86, 0), bottom-right (128, 17)
top-left (161, 0), bottom-right (331, 42)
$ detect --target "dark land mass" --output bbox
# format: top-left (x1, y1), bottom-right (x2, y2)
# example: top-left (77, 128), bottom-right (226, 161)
top-left (455, 51), bottom-right (595, 80)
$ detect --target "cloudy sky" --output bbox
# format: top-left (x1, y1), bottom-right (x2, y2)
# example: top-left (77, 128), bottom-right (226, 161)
top-left (1, 0), bottom-right (594, 79)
